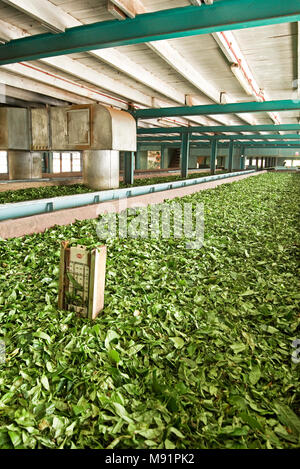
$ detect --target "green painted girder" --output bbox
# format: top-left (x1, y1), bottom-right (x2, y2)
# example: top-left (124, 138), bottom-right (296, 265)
top-left (124, 151), bottom-right (134, 185)
top-left (138, 134), bottom-right (300, 142)
top-left (181, 133), bottom-right (190, 179)
top-left (134, 100), bottom-right (300, 119)
top-left (245, 141), bottom-right (300, 145)
top-left (216, 134), bottom-right (300, 141)
top-left (138, 135), bottom-right (212, 141)
top-left (137, 124), bottom-right (300, 134)
top-left (228, 141), bottom-right (234, 172)
top-left (245, 144), bottom-right (300, 148)
top-left (139, 142), bottom-right (300, 149)
top-left (210, 139), bottom-right (218, 175)
top-left (0, 0), bottom-right (299, 65)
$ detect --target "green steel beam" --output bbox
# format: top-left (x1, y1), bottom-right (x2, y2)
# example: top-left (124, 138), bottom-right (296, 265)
top-left (228, 141), bottom-right (234, 173)
top-left (161, 145), bottom-right (166, 170)
top-left (240, 146), bottom-right (246, 170)
top-left (217, 134), bottom-right (300, 141)
top-left (134, 100), bottom-right (300, 119)
top-left (138, 135), bottom-right (211, 141)
top-left (181, 133), bottom-right (190, 179)
top-left (137, 124), bottom-right (300, 134)
top-left (245, 141), bottom-right (300, 147)
top-left (210, 139), bottom-right (218, 175)
top-left (135, 152), bottom-right (141, 170)
top-left (124, 151), bottom-right (134, 185)
top-left (138, 134), bottom-right (300, 142)
top-left (0, 0), bottom-right (299, 65)
top-left (138, 141), bottom-right (300, 149)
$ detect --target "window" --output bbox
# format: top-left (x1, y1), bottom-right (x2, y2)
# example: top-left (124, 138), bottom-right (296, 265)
top-left (53, 152), bottom-right (61, 173)
top-left (0, 151), bottom-right (8, 174)
top-left (72, 152), bottom-right (81, 172)
top-left (61, 153), bottom-right (71, 172)
top-left (52, 152), bottom-right (82, 173)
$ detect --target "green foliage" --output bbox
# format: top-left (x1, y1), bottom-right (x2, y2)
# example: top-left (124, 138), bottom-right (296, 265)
top-left (0, 172), bottom-right (214, 204)
top-left (0, 173), bottom-right (299, 449)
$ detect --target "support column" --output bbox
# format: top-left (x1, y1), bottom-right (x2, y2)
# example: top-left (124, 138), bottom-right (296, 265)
top-left (181, 133), bottom-right (190, 179)
top-left (228, 140), bottom-right (234, 172)
top-left (83, 150), bottom-right (119, 190)
top-left (124, 151), bottom-right (134, 185)
top-left (260, 157), bottom-right (264, 170)
top-left (161, 145), bottom-right (166, 169)
top-left (240, 146), bottom-right (246, 170)
top-left (8, 151), bottom-right (42, 180)
top-left (210, 138), bottom-right (218, 175)
top-left (135, 150), bottom-right (140, 170)
top-left (48, 153), bottom-right (54, 173)
top-left (256, 157), bottom-right (259, 171)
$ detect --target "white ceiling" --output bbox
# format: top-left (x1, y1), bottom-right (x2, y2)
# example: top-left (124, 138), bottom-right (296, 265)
top-left (0, 0), bottom-right (298, 132)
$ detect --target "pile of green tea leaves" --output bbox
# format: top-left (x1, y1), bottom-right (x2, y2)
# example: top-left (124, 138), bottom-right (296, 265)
top-left (0, 172), bottom-right (299, 449)
top-left (0, 171), bottom-right (214, 204)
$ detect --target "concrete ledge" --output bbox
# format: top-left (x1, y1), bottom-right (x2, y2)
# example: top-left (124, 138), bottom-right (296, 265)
top-left (0, 171), bottom-right (266, 239)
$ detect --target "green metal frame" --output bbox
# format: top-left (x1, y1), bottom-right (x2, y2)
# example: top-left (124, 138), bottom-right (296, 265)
top-left (240, 146), bottom-right (246, 170)
top-left (181, 133), bottom-right (190, 179)
top-left (138, 134), bottom-right (300, 142)
top-left (138, 135), bottom-right (211, 142)
top-left (217, 134), bottom-right (300, 141)
top-left (137, 124), bottom-right (300, 134)
top-left (0, 0), bottom-right (299, 65)
top-left (245, 142), bottom-right (300, 147)
top-left (134, 100), bottom-right (300, 119)
top-left (161, 145), bottom-right (166, 170)
top-left (228, 141), bottom-right (234, 173)
top-left (124, 151), bottom-right (134, 185)
top-left (210, 139), bottom-right (218, 175)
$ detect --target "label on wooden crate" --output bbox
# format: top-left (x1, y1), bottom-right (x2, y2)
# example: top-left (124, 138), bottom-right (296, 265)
top-left (58, 242), bottom-right (106, 320)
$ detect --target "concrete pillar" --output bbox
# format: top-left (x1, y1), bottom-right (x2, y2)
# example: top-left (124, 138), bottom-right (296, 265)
top-left (8, 151), bottom-right (42, 180)
top-left (83, 150), bottom-right (119, 190)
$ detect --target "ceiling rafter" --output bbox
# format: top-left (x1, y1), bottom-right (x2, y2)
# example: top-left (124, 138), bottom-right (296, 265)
top-left (0, 0), bottom-right (297, 133)
top-left (1, 0), bottom-right (261, 128)
top-left (107, 0), bottom-right (267, 128)
top-left (0, 68), bottom-right (95, 104)
top-left (0, 0), bottom-right (241, 130)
